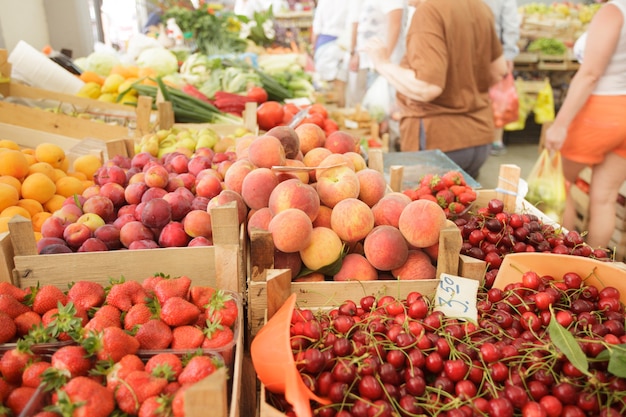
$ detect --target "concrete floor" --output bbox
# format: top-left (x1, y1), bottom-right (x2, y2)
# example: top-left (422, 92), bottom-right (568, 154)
top-left (476, 125), bottom-right (543, 190)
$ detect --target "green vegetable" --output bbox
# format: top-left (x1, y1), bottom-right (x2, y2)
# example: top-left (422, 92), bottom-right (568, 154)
top-left (527, 38), bottom-right (567, 55)
top-left (82, 51), bottom-right (121, 77)
top-left (136, 48), bottom-right (179, 77)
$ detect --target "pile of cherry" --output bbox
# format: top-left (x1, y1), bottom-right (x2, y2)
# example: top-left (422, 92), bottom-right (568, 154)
top-left (269, 272), bottom-right (626, 417)
top-left (453, 199), bottom-right (611, 288)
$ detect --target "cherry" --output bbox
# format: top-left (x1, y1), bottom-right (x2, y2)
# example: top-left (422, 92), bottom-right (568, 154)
top-left (425, 351), bottom-right (444, 374)
top-left (358, 375), bottom-right (383, 401)
top-left (488, 397), bottom-right (514, 417)
top-left (404, 375), bottom-right (426, 396)
top-left (443, 358), bottom-right (469, 382)
top-left (521, 401), bottom-right (548, 417)
top-left (331, 359), bottom-right (356, 384)
top-left (454, 379), bottom-right (477, 399)
top-left (539, 395), bottom-right (563, 417)
top-left (562, 272), bottom-right (582, 289)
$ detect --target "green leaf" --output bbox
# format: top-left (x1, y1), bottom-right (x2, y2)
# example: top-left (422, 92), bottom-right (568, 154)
top-left (295, 245), bottom-right (348, 279)
top-left (596, 343), bottom-right (626, 378)
top-left (548, 307), bottom-right (591, 377)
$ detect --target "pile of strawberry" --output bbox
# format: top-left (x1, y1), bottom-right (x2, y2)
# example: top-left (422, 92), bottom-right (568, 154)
top-left (0, 275), bottom-right (239, 416)
top-left (402, 171), bottom-right (478, 218)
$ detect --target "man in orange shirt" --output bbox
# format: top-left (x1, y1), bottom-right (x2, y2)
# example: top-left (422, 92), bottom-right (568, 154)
top-left (365, 0), bottom-right (507, 179)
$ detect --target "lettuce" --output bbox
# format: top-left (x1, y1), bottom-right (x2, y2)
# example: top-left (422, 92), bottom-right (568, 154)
top-left (136, 48), bottom-right (179, 77)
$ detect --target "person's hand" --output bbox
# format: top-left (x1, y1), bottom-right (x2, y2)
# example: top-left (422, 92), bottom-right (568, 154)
top-left (544, 123), bottom-right (568, 152)
top-left (363, 38), bottom-right (389, 69)
top-left (349, 52), bottom-right (359, 72)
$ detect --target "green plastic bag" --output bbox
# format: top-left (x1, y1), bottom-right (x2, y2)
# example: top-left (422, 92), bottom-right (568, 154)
top-left (526, 149), bottom-right (566, 223)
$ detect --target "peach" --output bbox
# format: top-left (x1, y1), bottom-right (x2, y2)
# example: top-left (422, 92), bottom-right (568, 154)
top-left (37, 237), bottom-right (68, 254)
top-left (189, 236), bottom-right (213, 247)
top-left (165, 175), bottom-right (185, 192)
top-left (63, 222), bottom-right (92, 249)
top-left (423, 242), bottom-right (439, 263)
top-left (247, 135), bottom-right (286, 169)
top-left (356, 168), bottom-right (388, 208)
top-left (223, 159), bottom-right (256, 194)
top-left (77, 237), bottom-right (109, 252)
top-left (247, 207), bottom-right (273, 234)
top-left (164, 153), bottom-right (190, 174)
top-left (275, 159), bottom-right (310, 184)
top-left (183, 209), bottom-right (212, 239)
top-left (94, 165), bottom-right (127, 187)
top-left (234, 135), bottom-right (256, 160)
top-left (76, 213), bottom-right (106, 233)
top-left (333, 253), bottom-right (378, 281)
top-left (140, 198), bottom-right (172, 229)
top-left (274, 249), bottom-right (303, 280)
top-left (191, 196), bottom-right (210, 212)
top-left (41, 216), bottom-right (67, 239)
top-left (163, 190), bottom-right (193, 221)
top-left (268, 208), bottom-right (313, 253)
top-left (299, 227), bottom-right (344, 271)
top-left (363, 225), bottom-right (409, 271)
top-left (131, 152), bottom-right (157, 170)
top-left (52, 204), bottom-right (83, 225)
top-left (99, 182), bottom-right (126, 208)
top-left (391, 249), bottom-right (436, 280)
top-left (324, 130), bottom-right (359, 154)
top-left (40, 244), bottom-right (73, 254)
top-left (120, 221), bottom-right (154, 248)
top-left (315, 153), bottom-right (354, 179)
top-left (128, 239), bottom-right (159, 250)
top-left (141, 187), bottom-right (168, 203)
top-left (344, 151), bottom-right (367, 172)
top-left (187, 155), bottom-right (213, 177)
top-left (82, 185), bottom-right (101, 200)
top-left (312, 205), bottom-right (332, 228)
top-left (215, 159), bottom-right (235, 180)
top-left (94, 224), bottom-right (122, 250)
top-left (398, 199), bottom-right (447, 248)
top-left (371, 192), bottom-right (412, 228)
top-left (241, 167), bottom-right (279, 210)
top-left (316, 165), bottom-right (360, 208)
top-left (295, 123), bottom-right (326, 155)
top-left (293, 272), bottom-right (325, 282)
top-left (143, 164), bottom-right (170, 189)
top-left (82, 195), bottom-right (115, 223)
top-left (266, 126), bottom-right (300, 159)
top-left (177, 173), bottom-right (196, 191)
top-left (330, 198), bottom-right (374, 243)
top-left (208, 189), bottom-right (248, 225)
top-left (158, 221), bottom-right (190, 247)
top-left (302, 147), bottom-right (332, 182)
top-left (124, 182), bottom-right (148, 205)
top-left (194, 174), bottom-right (222, 200)
top-left (268, 178), bottom-right (320, 222)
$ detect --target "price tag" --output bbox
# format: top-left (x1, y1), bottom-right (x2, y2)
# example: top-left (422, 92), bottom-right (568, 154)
top-left (433, 273), bottom-right (479, 322)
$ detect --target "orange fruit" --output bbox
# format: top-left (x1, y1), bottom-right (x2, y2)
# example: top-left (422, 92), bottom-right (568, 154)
top-left (21, 173), bottom-right (56, 204)
top-left (28, 162), bottom-right (56, 180)
top-left (0, 140), bottom-right (20, 151)
top-left (0, 183), bottom-right (19, 212)
top-left (0, 217), bottom-right (10, 233)
top-left (34, 143), bottom-right (66, 169)
top-left (55, 176), bottom-right (85, 198)
top-left (31, 211), bottom-right (52, 233)
top-left (0, 176), bottom-right (21, 196)
top-left (43, 194), bottom-right (65, 213)
top-left (0, 206), bottom-right (31, 220)
top-left (17, 199), bottom-right (44, 217)
top-left (72, 154), bottom-right (103, 179)
top-left (53, 169), bottom-right (67, 182)
top-left (0, 150), bottom-right (30, 180)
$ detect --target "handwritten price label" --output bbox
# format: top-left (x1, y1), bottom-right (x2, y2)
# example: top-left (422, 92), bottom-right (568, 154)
top-left (433, 273), bottom-right (479, 322)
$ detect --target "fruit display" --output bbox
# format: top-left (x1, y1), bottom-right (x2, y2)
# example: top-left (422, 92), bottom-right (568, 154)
top-left (259, 269), bottom-right (626, 417)
top-left (401, 171), bottom-right (477, 218)
top-left (0, 140), bottom-right (101, 237)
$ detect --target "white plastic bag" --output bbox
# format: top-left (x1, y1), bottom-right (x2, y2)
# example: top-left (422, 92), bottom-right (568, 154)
top-left (361, 76), bottom-right (392, 122)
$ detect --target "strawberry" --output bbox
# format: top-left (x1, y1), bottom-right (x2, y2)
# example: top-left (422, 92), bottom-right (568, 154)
top-left (154, 275), bottom-right (192, 305)
top-left (135, 319), bottom-right (172, 350)
top-left (0, 311), bottom-right (16, 344)
top-left (441, 170), bottom-right (465, 187)
top-left (139, 394), bottom-right (173, 417)
top-left (145, 352), bottom-right (183, 381)
top-left (419, 173), bottom-right (435, 188)
top-left (170, 325), bottom-right (204, 350)
top-left (457, 190), bottom-right (477, 205)
top-left (67, 281), bottom-right (106, 311)
top-left (0, 341), bottom-right (36, 384)
top-left (0, 377), bottom-right (13, 403)
top-left (435, 189), bottom-right (455, 209)
top-left (5, 386), bottom-right (36, 416)
top-left (0, 294), bottom-right (30, 319)
top-left (124, 302), bottom-right (155, 331)
top-left (114, 370), bottom-right (168, 414)
top-left (190, 286), bottom-right (216, 311)
top-left (84, 327), bottom-right (140, 363)
top-left (449, 184), bottom-right (470, 196)
top-left (201, 321), bottom-right (234, 350)
top-left (14, 311), bottom-right (42, 337)
top-left (50, 345), bottom-right (93, 378)
top-left (42, 302), bottom-right (85, 342)
top-left (106, 280), bottom-right (150, 312)
top-left (171, 384), bottom-right (190, 417)
top-left (83, 305), bottom-right (122, 333)
top-left (447, 202), bottom-right (467, 214)
top-left (418, 194), bottom-right (438, 203)
top-left (0, 282), bottom-right (27, 302)
top-left (160, 297), bottom-right (200, 327)
top-left (21, 360), bottom-right (51, 388)
top-left (207, 290), bottom-right (238, 328)
top-left (141, 274), bottom-right (167, 296)
top-left (26, 284), bottom-right (68, 316)
top-left (178, 354), bottom-right (219, 385)
top-left (104, 353), bottom-right (145, 392)
top-left (31, 412), bottom-right (60, 417)
top-left (51, 376), bottom-right (115, 417)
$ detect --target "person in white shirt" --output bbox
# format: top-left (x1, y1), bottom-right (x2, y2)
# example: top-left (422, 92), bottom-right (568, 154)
top-left (234, 0), bottom-right (281, 18)
top-left (345, 0), bottom-right (408, 108)
top-left (311, 0), bottom-right (350, 106)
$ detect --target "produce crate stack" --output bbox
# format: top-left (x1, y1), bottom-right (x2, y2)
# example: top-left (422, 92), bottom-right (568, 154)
top-left (570, 167), bottom-right (626, 261)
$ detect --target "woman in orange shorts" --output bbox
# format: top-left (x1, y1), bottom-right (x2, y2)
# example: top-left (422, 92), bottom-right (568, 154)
top-left (544, 0), bottom-right (626, 249)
